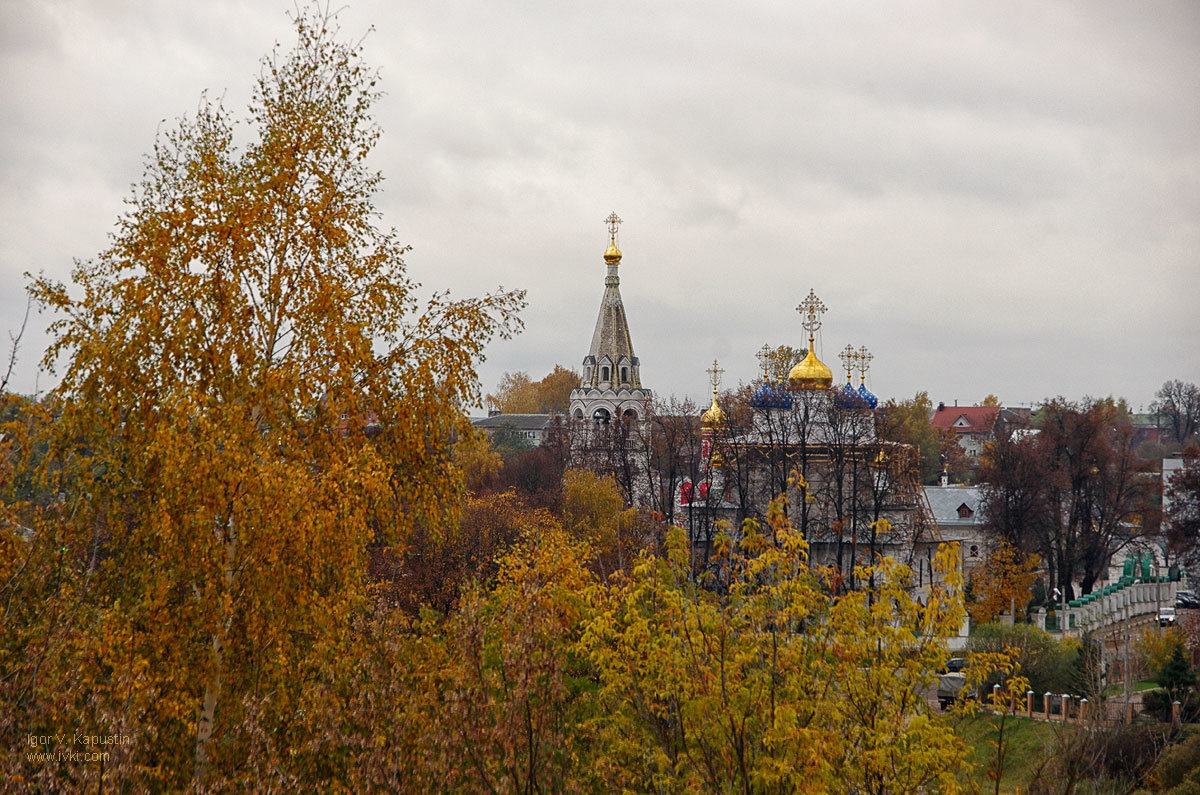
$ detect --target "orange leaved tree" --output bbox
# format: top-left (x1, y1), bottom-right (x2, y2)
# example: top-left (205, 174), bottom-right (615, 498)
top-left (6, 9), bottom-right (521, 790)
top-left (969, 540), bottom-right (1040, 624)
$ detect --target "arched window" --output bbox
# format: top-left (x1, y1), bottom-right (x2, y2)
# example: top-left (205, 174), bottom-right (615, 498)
top-left (601, 366), bottom-right (610, 382)
top-left (620, 366), bottom-right (628, 383)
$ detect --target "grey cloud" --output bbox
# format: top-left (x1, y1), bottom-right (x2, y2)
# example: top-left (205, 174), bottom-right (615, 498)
top-left (1, 0), bottom-right (1197, 409)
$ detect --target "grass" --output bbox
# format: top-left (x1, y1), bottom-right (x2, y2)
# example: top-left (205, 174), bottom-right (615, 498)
top-left (1104, 679), bottom-right (1158, 697)
top-left (953, 713), bottom-right (1057, 793)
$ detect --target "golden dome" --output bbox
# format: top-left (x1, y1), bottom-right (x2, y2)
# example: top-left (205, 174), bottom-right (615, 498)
top-left (604, 237), bottom-right (622, 264)
top-left (701, 392), bottom-right (727, 429)
top-left (788, 338), bottom-right (833, 390)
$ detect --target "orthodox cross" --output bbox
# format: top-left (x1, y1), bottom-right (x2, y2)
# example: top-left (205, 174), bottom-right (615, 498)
top-left (839, 344), bottom-right (857, 383)
top-left (756, 344), bottom-right (772, 381)
top-left (857, 345), bottom-right (873, 385)
top-left (605, 211), bottom-right (622, 241)
top-left (771, 348), bottom-right (788, 382)
top-left (707, 359), bottom-right (725, 393)
top-left (796, 288), bottom-right (827, 337)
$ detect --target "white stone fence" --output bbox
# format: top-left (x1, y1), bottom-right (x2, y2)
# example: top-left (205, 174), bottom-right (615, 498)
top-left (1032, 579), bottom-right (1175, 637)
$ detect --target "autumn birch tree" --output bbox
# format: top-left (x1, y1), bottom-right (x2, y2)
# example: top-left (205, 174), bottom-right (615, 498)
top-left (10, 9), bottom-right (521, 789)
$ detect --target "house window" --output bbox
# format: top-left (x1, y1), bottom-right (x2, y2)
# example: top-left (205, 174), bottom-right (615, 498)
top-left (970, 544), bottom-right (979, 558)
top-left (957, 503), bottom-right (974, 519)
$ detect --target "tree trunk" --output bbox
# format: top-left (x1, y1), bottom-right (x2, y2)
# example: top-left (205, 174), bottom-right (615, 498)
top-left (194, 518), bottom-right (238, 786)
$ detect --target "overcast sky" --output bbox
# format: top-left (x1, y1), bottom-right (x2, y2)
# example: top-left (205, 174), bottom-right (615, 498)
top-left (2, 0), bottom-right (1198, 412)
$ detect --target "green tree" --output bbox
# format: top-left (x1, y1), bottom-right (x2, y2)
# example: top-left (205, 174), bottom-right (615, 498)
top-left (489, 421), bottom-right (535, 458)
top-left (1158, 643), bottom-right (1196, 702)
top-left (6, 9), bottom-right (522, 789)
top-left (878, 390), bottom-right (950, 484)
top-left (967, 623), bottom-right (1079, 696)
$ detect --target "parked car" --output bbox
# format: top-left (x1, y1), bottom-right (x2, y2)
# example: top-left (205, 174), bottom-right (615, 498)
top-left (1160, 606), bottom-right (1178, 626)
top-left (938, 671), bottom-right (966, 709)
top-left (1177, 591), bottom-right (1200, 609)
top-left (937, 657), bottom-right (968, 709)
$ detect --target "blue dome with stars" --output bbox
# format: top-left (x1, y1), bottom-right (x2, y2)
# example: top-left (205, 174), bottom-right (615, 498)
top-left (833, 381), bottom-right (878, 411)
top-left (749, 382), bottom-right (793, 410)
top-left (857, 383), bottom-right (878, 410)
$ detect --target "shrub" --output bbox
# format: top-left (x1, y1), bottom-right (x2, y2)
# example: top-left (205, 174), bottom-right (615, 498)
top-left (968, 622), bottom-right (1079, 695)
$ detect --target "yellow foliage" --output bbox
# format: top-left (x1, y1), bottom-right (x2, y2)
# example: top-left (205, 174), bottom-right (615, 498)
top-left (454, 426), bottom-right (502, 494)
top-left (5, 9), bottom-right (522, 790)
top-left (580, 498), bottom-right (979, 792)
top-left (486, 365), bottom-right (580, 414)
top-left (561, 468), bottom-right (624, 549)
top-left (969, 541), bottom-right (1040, 624)
top-left (1136, 625), bottom-right (1188, 677)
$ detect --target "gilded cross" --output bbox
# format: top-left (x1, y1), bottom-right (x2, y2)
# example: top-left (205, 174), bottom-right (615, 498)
top-left (756, 344), bottom-right (772, 380)
top-left (771, 348), bottom-right (786, 382)
top-left (796, 289), bottom-right (827, 336)
top-left (839, 344), bottom-right (857, 382)
top-left (706, 359), bottom-right (724, 391)
top-left (604, 211), bottom-right (622, 239)
top-left (857, 345), bottom-right (873, 384)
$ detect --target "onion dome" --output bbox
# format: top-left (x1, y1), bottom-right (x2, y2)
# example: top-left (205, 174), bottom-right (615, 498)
top-left (834, 381), bottom-right (861, 409)
top-left (701, 391), bottom-right (727, 429)
top-left (749, 381), bottom-right (794, 410)
top-left (856, 383), bottom-right (878, 410)
top-left (604, 237), bottom-right (622, 264)
top-left (788, 337), bottom-right (833, 390)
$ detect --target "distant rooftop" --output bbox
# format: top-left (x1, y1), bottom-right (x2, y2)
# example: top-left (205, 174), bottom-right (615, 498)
top-left (932, 404), bottom-right (1000, 433)
top-left (924, 485), bottom-right (985, 529)
top-left (472, 413), bottom-right (553, 431)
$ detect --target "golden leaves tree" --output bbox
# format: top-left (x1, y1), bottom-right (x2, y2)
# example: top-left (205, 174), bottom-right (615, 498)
top-left (968, 540), bottom-right (1040, 624)
top-left (581, 498), bottom-right (981, 792)
top-left (324, 523), bottom-right (600, 792)
top-left (6, 9), bottom-right (522, 790)
top-left (485, 365), bottom-right (580, 414)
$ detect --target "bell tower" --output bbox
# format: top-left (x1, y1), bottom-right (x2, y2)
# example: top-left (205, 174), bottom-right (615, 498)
top-left (568, 211), bottom-right (652, 425)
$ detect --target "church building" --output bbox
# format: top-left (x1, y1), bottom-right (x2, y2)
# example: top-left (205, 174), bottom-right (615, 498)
top-left (568, 212), bottom-right (652, 426)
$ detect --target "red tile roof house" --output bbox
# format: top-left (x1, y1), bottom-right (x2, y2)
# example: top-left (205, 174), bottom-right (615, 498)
top-left (932, 403), bottom-right (1001, 459)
